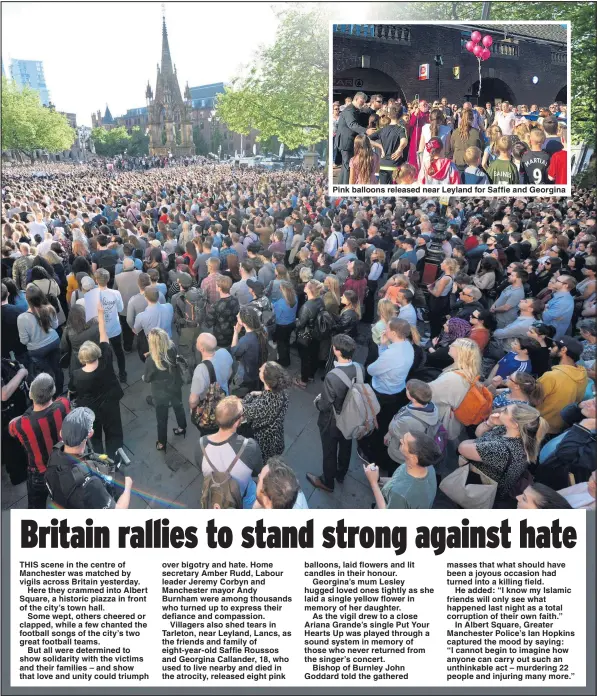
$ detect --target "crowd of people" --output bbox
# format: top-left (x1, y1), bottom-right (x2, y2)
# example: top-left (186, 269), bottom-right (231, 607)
top-left (332, 93), bottom-right (568, 186)
top-left (1, 157), bottom-right (594, 511)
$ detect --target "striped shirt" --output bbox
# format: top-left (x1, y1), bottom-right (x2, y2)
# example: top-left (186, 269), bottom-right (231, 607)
top-left (9, 397), bottom-right (71, 474)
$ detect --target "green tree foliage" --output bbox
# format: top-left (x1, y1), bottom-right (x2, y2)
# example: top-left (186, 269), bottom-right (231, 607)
top-left (210, 126), bottom-right (223, 155)
top-left (367, 1), bottom-right (595, 143)
top-left (216, 8), bottom-right (328, 149)
top-left (1, 77), bottom-right (75, 159)
top-left (192, 126), bottom-right (209, 155)
top-left (91, 126), bottom-right (133, 157)
top-left (128, 127), bottom-right (149, 156)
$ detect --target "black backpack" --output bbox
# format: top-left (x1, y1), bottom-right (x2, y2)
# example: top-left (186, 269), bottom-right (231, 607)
top-left (175, 287), bottom-right (207, 328)
top-left (45, 449), bottom-right (104, 509)
top-left (313, 309), bottom-right (335, 341)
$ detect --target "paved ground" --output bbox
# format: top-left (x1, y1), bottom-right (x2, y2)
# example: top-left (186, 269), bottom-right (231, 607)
top-left (2, 328), bottom-right (481, 511)
top-left (1, 339), bottom-right (385, 511)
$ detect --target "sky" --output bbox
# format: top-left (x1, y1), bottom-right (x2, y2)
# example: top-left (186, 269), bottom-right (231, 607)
top-left (1, 2), bottom-right (282, 127)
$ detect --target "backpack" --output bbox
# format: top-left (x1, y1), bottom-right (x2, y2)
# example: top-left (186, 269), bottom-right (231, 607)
top-left (330, 364), bottom-right (380, 439)
top-left (313, 309), bottom-right (335, 340)
top-left (199, 437), bottom-right (246, 509)
top-left (191, 360), bottom-right (226, 431)
top-left (452, 371), bottom-right (494, 426)
top-left (410, 411), bottom-right (448, 454)
top-left (45, 448), bottom-right (109, 509)
top-left (176, 287), bottom-right (207, 328)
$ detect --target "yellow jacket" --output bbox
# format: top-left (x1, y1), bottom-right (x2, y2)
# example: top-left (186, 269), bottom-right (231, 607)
top-left (538, 364), bottom-right (588, 433)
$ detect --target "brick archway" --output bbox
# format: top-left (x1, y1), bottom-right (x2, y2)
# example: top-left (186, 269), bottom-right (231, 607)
top-left (332, 67), bottom-right (406, 104)
top-left (470, 77), bottom-right (516, 106)
top-left (555, 85), bottom-right (567, 104)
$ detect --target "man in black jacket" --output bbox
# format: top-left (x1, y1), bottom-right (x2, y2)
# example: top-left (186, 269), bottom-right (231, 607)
top-left (307, 335), bottom-right (360, 492)
top-left (336, 92), bottom-right (372, 185)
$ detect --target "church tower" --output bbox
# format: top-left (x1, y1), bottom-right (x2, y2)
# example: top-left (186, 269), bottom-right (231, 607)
top-left (147, 12), bottom-right (193, 157)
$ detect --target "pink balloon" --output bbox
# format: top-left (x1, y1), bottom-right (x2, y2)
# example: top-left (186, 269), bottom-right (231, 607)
top-left (465, 40), bottom-right (475, 52)
top-left (471, 30), bottom-right (482, 43)
top-left (481, 48), bottom-right (491, 61)
top-left (482, 35), bottom-right (493, 48)
top-left (473, 45), bottom-right (483, 58)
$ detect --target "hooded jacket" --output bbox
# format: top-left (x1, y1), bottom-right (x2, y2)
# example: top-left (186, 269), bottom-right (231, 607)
top-left (386, 403), bottom-right (440, 464)
top-left (420, 158), bottom-right (461, 185)
top-left (538, 364), bottom-right (588, 433)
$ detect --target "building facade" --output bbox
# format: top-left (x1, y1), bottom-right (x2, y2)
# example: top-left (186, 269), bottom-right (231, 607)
top-left (144, 17), bottom-right (193, 157)
top-left (92, 84), bottom-right (258, 158)
top-left (9, 59), bottom-right (50, 105)
top-left (332, 23), bottom-right (567, 107)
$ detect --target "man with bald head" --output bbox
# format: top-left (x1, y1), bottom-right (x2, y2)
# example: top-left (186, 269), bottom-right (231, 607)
top-left (114, 256), bottom-right (142, 352)
top-left (189, 333), bottom-right (233, 426)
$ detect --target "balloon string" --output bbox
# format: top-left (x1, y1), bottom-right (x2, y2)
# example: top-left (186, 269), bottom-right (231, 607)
top-left (478, 57), bottom-right (482, 100)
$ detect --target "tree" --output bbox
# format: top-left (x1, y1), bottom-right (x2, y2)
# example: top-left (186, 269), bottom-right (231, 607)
top-left (91, 126), bottom-right (131, 157)
top-left (216, 8), bottom-right (328, 149)
top-left (210, 125), bottom-right (223, 156)
top-left (1, 77), bottom-right (75, 160)
top-left (193, 126), bottom-right (209, 155)
top-left (128, 126), bottom-right (149, 156)
top-left (366, 2), bottom-right (595, 143)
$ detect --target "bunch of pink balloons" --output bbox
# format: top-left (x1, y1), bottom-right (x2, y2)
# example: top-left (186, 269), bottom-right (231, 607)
top-left (465, 31), bottom-right (492, 61)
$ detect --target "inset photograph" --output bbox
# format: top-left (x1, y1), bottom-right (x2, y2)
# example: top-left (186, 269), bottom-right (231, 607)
top-left (330, 22), bottom-right (569, 193)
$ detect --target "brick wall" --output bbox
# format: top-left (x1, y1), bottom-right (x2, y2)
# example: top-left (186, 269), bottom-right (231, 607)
top-left (333, 25), bottom-right (566, 106)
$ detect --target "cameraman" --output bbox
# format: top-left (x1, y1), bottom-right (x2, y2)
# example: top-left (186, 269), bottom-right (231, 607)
top-left (45, 407), bottom-right (133, 509)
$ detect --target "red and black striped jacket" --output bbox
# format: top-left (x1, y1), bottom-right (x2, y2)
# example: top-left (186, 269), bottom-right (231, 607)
top-left (9, 397), bottom-right (71, 474)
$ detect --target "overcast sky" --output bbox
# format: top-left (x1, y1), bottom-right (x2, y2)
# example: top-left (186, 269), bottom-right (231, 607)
top-left (1, 2), bottom-right (283, 127)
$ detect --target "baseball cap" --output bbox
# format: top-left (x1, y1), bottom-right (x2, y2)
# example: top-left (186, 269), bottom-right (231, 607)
top-left (246, 279), bottom-right (264, 296)
top-left (555, 336), bottom-right (583, 361)
top-left (61, 407), bottom-right (95, 447)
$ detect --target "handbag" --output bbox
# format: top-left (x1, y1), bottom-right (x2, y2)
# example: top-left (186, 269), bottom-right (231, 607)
top-left (440, 460), bottom-right (498, 509)
top-left (296, 326), bottom-right (313, 347)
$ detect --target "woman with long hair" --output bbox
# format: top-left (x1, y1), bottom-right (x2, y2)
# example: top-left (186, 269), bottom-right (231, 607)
top-left (272, 282), bottom-right (298, 368)
top-left (29, 265), bottom-right (66, 326)
top-left (449, 109), bottom-right (482, 173)
top-left (491, 371), bottom-right (544, 410)
top-left (226, 253), bottom-right (241, 283)
top-left (426, 316), bottom-right (472, 370)
top-left (429, 337), bottom-right (484, 440)
top-left (69, 238), bottom-right (91, 265)
top-left (368, 298), bottom-right (397, 365)
top-left (69, 302), bottom-right (123, 458)
top-left (60, 303), bottom-right (100, 376)
top-left (17, 284), bottom-right (63, 392)
top-left (183, 241), bottom-right (198, 277)
top-left (241, 361), bottom-right (291, 464)
top-left (349, 135), bottom-right (380, 184)
top-left (333, 289), bottom-right (361, 340)
top-left (145, 247), bottom-right (168, 284)
top-left (294, 279), bottom-right (324, 389)
top-left (266, 264), bottom-right (290, 302)
top-left (482, 124), bottom-right (503, 169)
top-left (458, 403), bottom-right (549, 500)
top-left (419, 108), bottom-right (452, 171)
top-left (231, 306), bottom-right (269, 396)
top-left (427, 257), bottom-right (459, 338)
top-left (143, 327), bottom-right (187, 452)
top-left (2, 277), bottom-right (28, 311)
top-left (323, 275), bottom-right (341, 316)
top-left (342, 259), bottom-right (367, 309)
